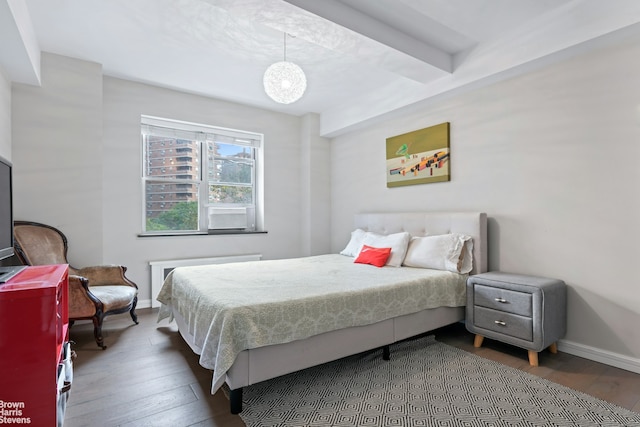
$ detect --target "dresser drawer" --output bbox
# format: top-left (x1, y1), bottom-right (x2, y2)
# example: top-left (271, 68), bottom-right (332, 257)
top-left (473, 306), bottom-right (533, 341)
top-left (473, 284), bottom-right (532, 317)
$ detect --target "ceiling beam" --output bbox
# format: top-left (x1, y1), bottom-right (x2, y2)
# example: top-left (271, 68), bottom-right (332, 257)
top-left (282, 0), bottom-right (452, 73)
top-left (0, 0), bottom-right (40, 85)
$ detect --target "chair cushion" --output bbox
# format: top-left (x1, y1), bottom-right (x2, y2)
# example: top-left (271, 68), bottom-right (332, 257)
top-left (89, 286), bottom-right (137, 313)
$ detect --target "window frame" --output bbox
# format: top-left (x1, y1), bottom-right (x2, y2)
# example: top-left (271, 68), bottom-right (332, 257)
top-left (140, 115), bottom-right (263, 236)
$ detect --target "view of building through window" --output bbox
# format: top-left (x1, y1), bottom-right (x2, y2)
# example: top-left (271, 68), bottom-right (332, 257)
top-left (141, 116), bottom-right (261, 233)
top-left (144, 136), bottom-right (201, 231)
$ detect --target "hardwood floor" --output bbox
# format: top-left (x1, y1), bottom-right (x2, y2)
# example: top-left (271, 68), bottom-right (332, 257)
top-left (65, 308), bottom-right (640, 426)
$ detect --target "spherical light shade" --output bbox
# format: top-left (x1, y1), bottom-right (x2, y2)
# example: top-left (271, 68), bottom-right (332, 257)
top-left (263, 61), bottom-right (307, 104)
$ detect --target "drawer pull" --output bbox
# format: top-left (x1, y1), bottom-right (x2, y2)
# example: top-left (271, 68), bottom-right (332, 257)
top-left (494, 297), bottom-right (508, 303)
top-left (494, 320), bottom-right (506, 326)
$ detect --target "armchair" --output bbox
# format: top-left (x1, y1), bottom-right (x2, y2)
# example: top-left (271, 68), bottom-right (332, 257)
top-left (13, 221), bottom-right (138, 349)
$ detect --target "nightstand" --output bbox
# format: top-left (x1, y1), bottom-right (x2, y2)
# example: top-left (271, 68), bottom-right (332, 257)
top-left (465, 271), bottom-right (567, 366)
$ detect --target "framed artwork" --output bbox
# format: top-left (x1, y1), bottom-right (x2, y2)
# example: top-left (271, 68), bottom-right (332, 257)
top-left (386, 122), bottom-right (450, 188)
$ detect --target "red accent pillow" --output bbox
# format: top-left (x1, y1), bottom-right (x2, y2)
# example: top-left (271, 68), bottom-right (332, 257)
top-left (354, 245), bottom-right (392, 267)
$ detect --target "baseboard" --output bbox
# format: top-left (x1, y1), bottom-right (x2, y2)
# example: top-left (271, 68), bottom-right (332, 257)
top-left (558, 339), bottom-right (640, 374)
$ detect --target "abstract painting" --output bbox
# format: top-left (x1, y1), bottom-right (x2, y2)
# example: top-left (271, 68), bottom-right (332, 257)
top-left (386, 122), bottom-right (450, 188)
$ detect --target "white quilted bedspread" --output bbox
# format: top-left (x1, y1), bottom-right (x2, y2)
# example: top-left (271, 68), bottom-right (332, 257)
top-left (157, 254), bottom-right (466, 393)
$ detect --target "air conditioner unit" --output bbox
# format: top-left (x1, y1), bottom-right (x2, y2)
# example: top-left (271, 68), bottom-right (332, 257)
top-left (208, 207), bottom-right (247, 229)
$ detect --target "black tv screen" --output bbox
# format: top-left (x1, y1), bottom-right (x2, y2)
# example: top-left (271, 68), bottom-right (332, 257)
top-left (0, 156), bottom-right (14, 261)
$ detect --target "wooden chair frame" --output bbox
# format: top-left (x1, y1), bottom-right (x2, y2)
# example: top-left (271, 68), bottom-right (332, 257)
top-left (13, 221), bottom-right (138, 349)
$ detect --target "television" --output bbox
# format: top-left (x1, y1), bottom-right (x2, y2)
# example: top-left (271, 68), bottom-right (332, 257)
top-left (0, 156), bottom-right (25, 283)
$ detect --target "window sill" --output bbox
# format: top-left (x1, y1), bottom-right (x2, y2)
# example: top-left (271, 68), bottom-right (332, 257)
top-left (138, 230), bottom-right (268, 238)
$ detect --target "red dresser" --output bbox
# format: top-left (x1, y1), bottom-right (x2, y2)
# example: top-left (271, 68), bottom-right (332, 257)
top-left (0, 264), bottom-right (71, 426)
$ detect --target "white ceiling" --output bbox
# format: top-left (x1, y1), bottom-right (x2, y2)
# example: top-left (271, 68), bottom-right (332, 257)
top-left (4, 0), bottom-right (640, 135)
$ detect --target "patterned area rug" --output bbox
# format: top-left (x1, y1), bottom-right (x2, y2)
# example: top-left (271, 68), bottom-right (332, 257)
top-left (236, 335), bottom-right (640, 426)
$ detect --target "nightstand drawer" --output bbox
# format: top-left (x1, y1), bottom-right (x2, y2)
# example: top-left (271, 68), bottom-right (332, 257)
top-left (474, 306), bottom-right (533, 341)
top-left (473, 284), bottom-right (532, 317)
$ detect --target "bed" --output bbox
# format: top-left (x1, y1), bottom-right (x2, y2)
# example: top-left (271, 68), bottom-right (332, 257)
top-left (157, 211), bottom-right (487, 414)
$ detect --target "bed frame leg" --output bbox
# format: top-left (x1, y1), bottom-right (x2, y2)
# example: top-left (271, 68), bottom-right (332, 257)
top-left (382, 345), bottom-right (390, 361)
top-left (229, 387), bottom-right (243, 414)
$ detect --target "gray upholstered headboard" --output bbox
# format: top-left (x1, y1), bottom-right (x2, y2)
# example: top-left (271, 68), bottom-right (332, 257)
top-left (353, 212), bottom-right (488, 275)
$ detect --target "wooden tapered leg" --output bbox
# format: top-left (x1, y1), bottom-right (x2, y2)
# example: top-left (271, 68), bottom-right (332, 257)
top-left (549, 342), bottom-right (558, 354)
top-left (528, 350), bottom-right (539, 366)
top-left (473, 334), bottom-right (484, 348)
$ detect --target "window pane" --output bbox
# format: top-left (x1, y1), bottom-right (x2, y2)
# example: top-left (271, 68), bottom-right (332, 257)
top-left (211, 142), bottom-right (253, 158)
top-left (208, 184), bottom-right (253, 204)
top-left (145, 136), bottom-right (200, 180)
top-left (208, 158), bottom-right (253, 185)
top-left (145, 181), bottom-right (199, 231)
top-left (207, 142), bottom-right (253, 185)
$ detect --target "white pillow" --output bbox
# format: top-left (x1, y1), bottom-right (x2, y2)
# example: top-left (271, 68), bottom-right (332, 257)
top-left (402, 234), bottom-right (474, 273)
top-left (360, 231), bottom-right (411, 267)
top-left (340, 229), bottom-right (367, 257)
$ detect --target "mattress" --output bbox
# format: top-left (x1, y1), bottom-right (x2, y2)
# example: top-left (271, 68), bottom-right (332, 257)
top-left (157, 253), bottom-right (467, 393)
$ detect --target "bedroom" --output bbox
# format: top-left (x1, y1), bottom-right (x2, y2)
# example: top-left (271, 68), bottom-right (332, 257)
top-left (1, 0), bottom-right (639, 425)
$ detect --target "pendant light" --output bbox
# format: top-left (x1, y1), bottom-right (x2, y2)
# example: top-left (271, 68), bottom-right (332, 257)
top-left (263, 33), bottom-right (307, 104)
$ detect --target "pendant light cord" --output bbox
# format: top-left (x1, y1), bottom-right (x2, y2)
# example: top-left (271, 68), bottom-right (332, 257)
top-left (283, 33), bottom-right (287, 62)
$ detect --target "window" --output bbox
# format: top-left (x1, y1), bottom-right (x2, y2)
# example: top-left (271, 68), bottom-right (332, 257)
top-left (141, 116), bottom-right (262, 234)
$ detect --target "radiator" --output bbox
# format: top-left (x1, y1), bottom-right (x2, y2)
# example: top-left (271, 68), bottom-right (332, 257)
top-left (149, 254), bottom-right (262, 308)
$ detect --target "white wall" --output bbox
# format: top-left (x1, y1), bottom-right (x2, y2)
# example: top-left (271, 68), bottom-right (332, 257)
top-left (12, 53), bottom-right (104, 264)
top-left (0, 66), bottom-right (11, 160)
top-left (101, 77), bottom-right (307, 306)
top-left (330, 33), bottom-right (640, 363)
top-left (300, 113), bottom-right (331, 256)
